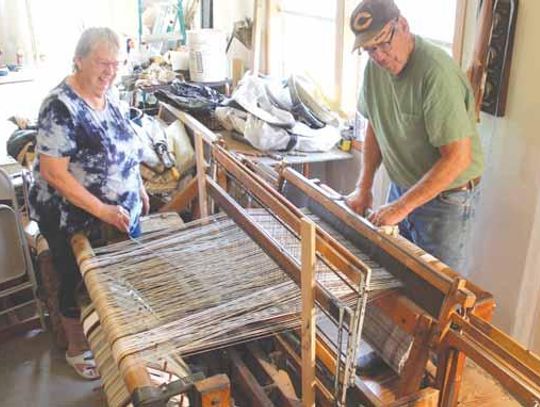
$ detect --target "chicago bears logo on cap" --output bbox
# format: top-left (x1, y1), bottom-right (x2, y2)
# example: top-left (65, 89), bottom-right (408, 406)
top-left (350, 0), bottom-right (400, 51)
top-left (352, 11), bottom-right (373, 33)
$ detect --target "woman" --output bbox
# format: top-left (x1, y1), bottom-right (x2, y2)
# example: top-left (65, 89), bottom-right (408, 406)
top-left (29, 27), bottom-right (149, 379)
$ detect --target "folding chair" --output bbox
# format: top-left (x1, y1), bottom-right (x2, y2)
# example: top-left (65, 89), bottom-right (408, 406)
top-left (0, 167), bottom-right (46, 332)
top-left (0, 167), bottom-right (18, 209)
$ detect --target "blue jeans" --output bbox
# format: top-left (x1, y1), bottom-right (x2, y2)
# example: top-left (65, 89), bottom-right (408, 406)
top-left (387, 183), bottom-right (478, 274)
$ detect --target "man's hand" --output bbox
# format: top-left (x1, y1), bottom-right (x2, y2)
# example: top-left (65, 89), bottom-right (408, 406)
top-left (368, 200), bottom-right (411, 226)
top-left (98, 204), bottom-right (130, 233)
top-left (141, 186), bottom-right (150, 216)
top-left (346, 189), bottom-right (373, 216)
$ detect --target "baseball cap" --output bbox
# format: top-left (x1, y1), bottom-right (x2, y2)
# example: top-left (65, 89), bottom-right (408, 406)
top-left (350, 0), bottom-right (400, 51)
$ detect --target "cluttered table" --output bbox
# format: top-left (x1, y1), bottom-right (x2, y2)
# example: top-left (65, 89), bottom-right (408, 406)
top-left (158, 102), bottom-right (353, 174)
top-left (220, 131), bottom-right (351, 168)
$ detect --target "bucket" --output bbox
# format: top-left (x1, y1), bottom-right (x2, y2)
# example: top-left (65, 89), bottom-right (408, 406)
top-left (169, 48), bottom-right (189, 71)
top-left (187, 29), bottom-right (227, 83)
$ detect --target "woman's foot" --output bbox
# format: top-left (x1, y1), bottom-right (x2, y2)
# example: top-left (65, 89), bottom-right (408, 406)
top-left (65, 350), bottom-right (100, 380)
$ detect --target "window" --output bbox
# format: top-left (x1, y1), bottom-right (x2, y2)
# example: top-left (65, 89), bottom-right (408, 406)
top-left (396, 0), bottom-right (458, 55)
top-left (280, 0), bottom-right (336, 93)
top-left (267, 0), bottom-right (464, 115)
top-left (267, 0), bottom-right (339, 103)
top-left (10, 0), bottom-right (137, 82)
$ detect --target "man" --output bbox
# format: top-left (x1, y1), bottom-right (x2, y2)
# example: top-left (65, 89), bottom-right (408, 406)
top-left (346, 0), bottom-right (483, 272)
top-left (29, 27), bottom-right (149, 379)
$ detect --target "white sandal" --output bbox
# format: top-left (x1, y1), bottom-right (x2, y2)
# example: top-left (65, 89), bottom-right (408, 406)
top-left (65, 350), bottom-right (100, 380)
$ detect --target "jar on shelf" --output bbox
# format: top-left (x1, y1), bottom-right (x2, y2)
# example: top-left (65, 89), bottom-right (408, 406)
top-left (16, 48), bottom-right (24, 66)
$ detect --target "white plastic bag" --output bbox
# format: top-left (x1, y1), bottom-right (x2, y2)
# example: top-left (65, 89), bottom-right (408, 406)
top-left (244, 115), bottom-right (296, 151)
top-left (165, 120), bottom-right (195, 174)
top-left (292, 122), bottom-right (342, 152)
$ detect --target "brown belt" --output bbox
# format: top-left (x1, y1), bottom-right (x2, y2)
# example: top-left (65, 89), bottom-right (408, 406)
top-left (444, 176), bottom-right (481, 193)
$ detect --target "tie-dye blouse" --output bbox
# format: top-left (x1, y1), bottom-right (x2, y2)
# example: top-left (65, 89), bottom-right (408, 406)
top-left (29, 80), bottom-right (143, 235)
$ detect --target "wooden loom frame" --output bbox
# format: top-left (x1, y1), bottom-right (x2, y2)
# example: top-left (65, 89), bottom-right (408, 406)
top-left (162, 101), bottom-right (493, 405)
top-left (72, 105), bottom-right (540, 406)
top-left (160, 106), bottom-right (539, 406)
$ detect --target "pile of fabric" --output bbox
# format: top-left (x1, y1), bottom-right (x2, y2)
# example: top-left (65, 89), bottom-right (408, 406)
top-left (129, 109), bottom-right (195, 196)
top-left (151, 74), bottom-right (344, 153)
top-left (154, 79), bottom-right (225, 115)
top-left (216, 73), bottom-right (342, 152)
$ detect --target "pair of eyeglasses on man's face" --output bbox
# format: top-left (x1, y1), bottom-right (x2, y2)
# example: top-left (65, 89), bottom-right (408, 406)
top-left (362, 21), bottom-right (398, 55)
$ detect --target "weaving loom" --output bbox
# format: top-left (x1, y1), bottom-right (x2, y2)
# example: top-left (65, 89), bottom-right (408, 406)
top-left (70, 106), bottom-right (540, 407)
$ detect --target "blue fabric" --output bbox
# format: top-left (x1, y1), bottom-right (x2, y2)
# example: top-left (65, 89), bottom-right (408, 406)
top-left (129, 217), bottom-right (141, 238)
top-left (29, 80), bottom-right (143, 236)
top-left (387, 182), bottom-right (478, 274)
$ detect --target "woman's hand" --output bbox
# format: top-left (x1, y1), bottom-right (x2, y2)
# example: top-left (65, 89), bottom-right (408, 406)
top-left (140, 185), bottom-right (150, 216)
top-left (98, 204), bottom-right (130, 233)
top-left (40, 155), bottom-right (131, 232)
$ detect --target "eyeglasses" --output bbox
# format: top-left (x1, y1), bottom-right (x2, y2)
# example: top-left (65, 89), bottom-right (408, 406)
top-left (363, 22), bottom-right (397, 55)
top-left (93, 59), bottom-right (121, 71)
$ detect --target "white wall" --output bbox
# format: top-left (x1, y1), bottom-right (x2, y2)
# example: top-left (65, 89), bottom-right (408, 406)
top-left (0, 0), bottom-right (34, 65)
top-left (518, 199), bottom-right (540, 349)
top-left (214, 0), bottom-right (253, 32)
top-left (0, 0), bottom-right (138, 66)
top-left (465, 0), bottom-right (540, 350)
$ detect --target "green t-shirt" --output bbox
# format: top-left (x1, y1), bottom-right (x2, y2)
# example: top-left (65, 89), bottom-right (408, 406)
top-left (358, 36), bottom-right (484, 189)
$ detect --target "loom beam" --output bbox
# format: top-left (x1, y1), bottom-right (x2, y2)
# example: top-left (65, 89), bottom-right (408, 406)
top-left (72, 233), bottom-right (157, 402)
top-left (280, 167), bottom-right (478, 317)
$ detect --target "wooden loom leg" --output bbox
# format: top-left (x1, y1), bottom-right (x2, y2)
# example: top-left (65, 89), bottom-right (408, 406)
top-left (217, 167), bottom-right (228, 190)
top-left (437, 301), bottom-right (495, 406)
top-left (434, 278), bottom-right (476, 406)
top-left (274, 335), bottom-right (335, 406)
top-left (437, 348), bottom-right (463, 407)
top-left (446, 351), bottom-right (466, 407)
top-left (193, 374), bottom-right (231, 407)
top-left (302, 163), bottom-right (310, 177)
top-left (433, 299), bottom-right (493, 406)
top-left (195, 132), bottom-right (208, 219)
top-left (245, 343), bottom-right (301, 407)
top-left (159, 177), bottom-right (198, 213)
top-left (229, 349), bottom-right (274, 407)
top-left (301, 218), bottom-right (316, 407)
top-left (438, 304), bottom-right (499, 407)
top-left (397, 315), bottom-right (434, 397)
